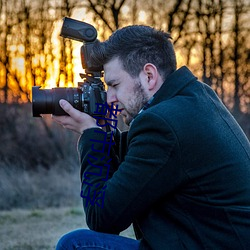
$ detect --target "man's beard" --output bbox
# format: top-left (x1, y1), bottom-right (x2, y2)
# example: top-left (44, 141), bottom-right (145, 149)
top-left (122, 80), bottom-right (149, 125)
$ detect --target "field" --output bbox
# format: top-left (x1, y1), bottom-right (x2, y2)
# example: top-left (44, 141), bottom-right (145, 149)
top-left (0, 103), bottom-right (134, 249)
top-left (0, 103), bottom-right (248, 249)
top-left (0, 206), bottom-right (135, 250)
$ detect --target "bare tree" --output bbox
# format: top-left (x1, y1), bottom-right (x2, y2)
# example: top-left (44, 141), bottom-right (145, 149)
top-left (55, 0), bottom-right (78, 87)
top-left (0, 0), bottom-right (249, 115)
top-left (0, 0), bottom-right (31, 102)
top-left (82, 0), bottom-right (249, 115)
top-left (0, 0), bottom-right (9, 102)
top-left (169, 0), bottom-right (249, 114)
top-left (230, 0), bottom-right (249, 116)
top-left (84, 0), bottom-right (126, 34)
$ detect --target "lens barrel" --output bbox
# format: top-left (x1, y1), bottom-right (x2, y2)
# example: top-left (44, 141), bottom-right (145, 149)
top-left (32, 86), bottom-right (82, 117)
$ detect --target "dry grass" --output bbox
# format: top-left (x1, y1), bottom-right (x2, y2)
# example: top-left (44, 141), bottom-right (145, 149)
top-left (0, 162), bottom-right (81, 210)
top-left (0, 103), bottom-right (134, 249)
top-left (0, 206), bottom-right (83, 250)
top-left (0, 103), bottom-right (81, 210)
top-left (0, 206), bottom-right (135, 250)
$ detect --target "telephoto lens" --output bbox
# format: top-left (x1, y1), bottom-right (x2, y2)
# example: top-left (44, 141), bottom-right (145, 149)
top-left (32, 86), bottom-right (82, 117)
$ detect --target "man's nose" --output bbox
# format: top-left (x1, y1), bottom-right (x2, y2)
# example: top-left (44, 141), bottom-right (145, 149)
top-left (107, 90), bottom-right (117, 106)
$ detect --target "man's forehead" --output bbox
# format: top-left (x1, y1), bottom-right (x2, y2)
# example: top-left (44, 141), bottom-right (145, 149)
top-left (104, 58), bottom-right (123, 83)
top-left (104, 57), bottom-right (122, 71)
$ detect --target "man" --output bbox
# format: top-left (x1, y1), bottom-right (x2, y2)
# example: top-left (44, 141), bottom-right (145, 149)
top-left (53, 25), bottom-right (250, 249)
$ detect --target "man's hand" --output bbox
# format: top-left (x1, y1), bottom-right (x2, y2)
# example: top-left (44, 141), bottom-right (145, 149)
top-left (52, 99), bottom-right (99, 134)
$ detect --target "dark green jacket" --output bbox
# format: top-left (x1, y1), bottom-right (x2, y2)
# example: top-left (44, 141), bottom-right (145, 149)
top-left (78, 66), bottom-right (250, 249)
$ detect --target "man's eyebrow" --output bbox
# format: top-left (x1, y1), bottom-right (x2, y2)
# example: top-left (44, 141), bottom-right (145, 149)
top-left (105, 79), bottom-right (117, 87)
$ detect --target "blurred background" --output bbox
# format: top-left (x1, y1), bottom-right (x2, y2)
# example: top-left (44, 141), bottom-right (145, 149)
top-left (0, 0), bottom-right (249, 211)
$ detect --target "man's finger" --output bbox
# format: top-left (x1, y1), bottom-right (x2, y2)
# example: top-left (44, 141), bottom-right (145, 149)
top-left (59, 99), bottom-right (73, 114)
top-left (59, 99), bottom-right (84, 121)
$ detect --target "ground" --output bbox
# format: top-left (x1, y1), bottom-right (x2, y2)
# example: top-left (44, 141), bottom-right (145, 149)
top-left (0, 206), bottom-right (135, 250)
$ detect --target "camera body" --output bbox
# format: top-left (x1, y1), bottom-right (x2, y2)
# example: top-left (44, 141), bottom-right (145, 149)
top-left (32, 80), bottom-right (106, 117)
top-left (32, 17), bottom-right (106, 117)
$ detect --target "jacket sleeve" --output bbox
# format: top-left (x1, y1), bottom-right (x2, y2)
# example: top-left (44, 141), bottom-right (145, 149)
top-left (78, 111), bottom-right (186, 234)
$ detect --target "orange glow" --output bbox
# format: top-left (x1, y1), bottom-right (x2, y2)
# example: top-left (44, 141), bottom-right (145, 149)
top-left (176, 51), bottom-right (186, 68)
top-left (3, 7), bottom-right (248, 117)
top-left (2, 11), bottom-right (100, 104)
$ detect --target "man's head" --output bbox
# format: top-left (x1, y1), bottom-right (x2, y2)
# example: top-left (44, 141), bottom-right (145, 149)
top-left (91, 25), bottom-right (177, 125)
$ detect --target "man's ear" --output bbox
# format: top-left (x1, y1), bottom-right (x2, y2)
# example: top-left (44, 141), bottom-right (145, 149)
top-left (143, 63), bottom-right (159, 91)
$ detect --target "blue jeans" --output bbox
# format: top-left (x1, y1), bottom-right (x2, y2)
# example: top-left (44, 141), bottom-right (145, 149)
top-left (56, 229), bottom-right (140, 249)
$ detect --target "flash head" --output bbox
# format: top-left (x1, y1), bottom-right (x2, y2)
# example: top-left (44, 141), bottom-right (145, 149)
top-left (60, 17), bottom-right (97, 42)
top-left (59, 17), bottom-right (103, 73)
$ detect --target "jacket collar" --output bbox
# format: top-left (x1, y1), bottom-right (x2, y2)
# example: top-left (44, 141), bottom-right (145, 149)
top-left (129, 66), bottom-right (197, 126)
top-left (150, 66), bottom-right (197, 108)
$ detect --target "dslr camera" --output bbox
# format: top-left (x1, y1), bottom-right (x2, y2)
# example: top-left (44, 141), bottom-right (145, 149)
top-left (32, 17), bottom-right (106, 117)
